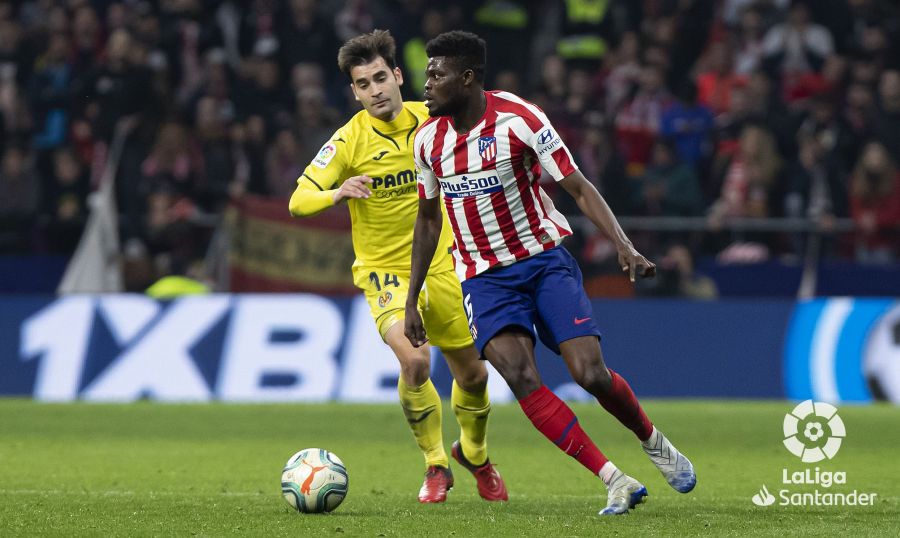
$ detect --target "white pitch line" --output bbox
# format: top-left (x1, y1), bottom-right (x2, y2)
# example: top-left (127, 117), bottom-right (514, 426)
top-left (0, 489), bottom-right (267, 497)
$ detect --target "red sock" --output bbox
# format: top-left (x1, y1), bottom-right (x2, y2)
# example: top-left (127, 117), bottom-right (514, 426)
top-left (596, 369), bottom-right (654, 441)
top-left (518, 385), bottom-right (608, 474)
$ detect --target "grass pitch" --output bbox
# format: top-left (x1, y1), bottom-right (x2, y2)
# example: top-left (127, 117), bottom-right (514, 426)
top-left (0, 400), bottom-right (897, 537)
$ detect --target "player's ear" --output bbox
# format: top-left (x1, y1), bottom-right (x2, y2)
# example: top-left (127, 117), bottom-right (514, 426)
top-left (350, 83), bottom-right (360, 101)
top-left (393, 67), bottom-right (404, 87)
top-left (462, 68), bottom-right (475, 87)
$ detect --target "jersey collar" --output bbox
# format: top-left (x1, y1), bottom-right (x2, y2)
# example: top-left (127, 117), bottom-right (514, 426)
top-left (369, 104), bottom-right (415, 133)
top-left (449, 91), bottom-right (494, 135)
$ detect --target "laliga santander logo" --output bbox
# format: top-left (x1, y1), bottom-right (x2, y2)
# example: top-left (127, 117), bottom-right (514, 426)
top-left (783, 400), bottom-right (846, 463)
top-left (752, 400), bottom-right (877, 508)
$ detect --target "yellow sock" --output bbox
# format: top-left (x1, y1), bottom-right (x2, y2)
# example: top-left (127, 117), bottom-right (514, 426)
top-left (398, 378), bottom-right (448, 468)
top-left (451, 380), bottom-right (490, 466)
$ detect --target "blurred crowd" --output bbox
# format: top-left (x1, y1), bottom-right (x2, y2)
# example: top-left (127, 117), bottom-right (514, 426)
top-left (0, 0), bottom-right (899, 293)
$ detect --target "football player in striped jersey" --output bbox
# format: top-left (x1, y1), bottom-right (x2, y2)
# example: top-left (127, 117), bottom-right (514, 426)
top-left (405, 30), bottom-right (696, 515)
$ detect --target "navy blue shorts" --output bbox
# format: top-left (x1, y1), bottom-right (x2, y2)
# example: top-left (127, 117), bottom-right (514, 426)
top-left (460, 246), bottom-right (602, 356)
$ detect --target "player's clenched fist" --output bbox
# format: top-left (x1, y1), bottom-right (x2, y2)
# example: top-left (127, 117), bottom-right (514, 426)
top-left (333, 175), bottom-right (373, 204)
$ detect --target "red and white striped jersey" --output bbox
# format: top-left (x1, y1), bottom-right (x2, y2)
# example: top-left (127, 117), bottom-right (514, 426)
top-left (415, 90), bottom-right (577, 281)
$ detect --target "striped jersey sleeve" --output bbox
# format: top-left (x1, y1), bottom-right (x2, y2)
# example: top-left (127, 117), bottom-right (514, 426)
top-left (414, 118), bottom-right (441, 199)
top-left (493, 91), bottom-right (578, 181)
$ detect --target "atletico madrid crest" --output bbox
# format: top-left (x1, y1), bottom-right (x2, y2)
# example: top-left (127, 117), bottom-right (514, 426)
top-left (478, 136), bottom-right (497, 161)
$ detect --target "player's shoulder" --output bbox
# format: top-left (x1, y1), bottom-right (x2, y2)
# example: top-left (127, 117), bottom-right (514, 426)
top-left (338, 109), bottom-right (375, 141)
top-left (489, 90), bottom-right (548, 130)
top-left (413, 114), bottom-right (443, 148)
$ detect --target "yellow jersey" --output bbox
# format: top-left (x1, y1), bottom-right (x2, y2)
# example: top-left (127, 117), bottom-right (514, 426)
top-left (293, 101), bottom-right (455, 274)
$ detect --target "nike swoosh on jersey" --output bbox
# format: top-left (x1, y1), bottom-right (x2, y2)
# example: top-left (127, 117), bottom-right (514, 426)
top-left (574, 317), bottom-right (591, 325)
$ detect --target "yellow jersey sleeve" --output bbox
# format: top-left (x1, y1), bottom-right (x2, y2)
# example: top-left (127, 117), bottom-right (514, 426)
top-left (301, 127), bottom-right (354, 190)
top-left (289, 127), bottom-right (355, 216)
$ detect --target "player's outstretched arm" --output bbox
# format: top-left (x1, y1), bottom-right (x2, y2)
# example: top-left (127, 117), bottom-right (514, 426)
top-left (288, 175), bottom-right (373, 217)
top-left (559, 170), bottom-right (656, 282)
top-left (404, 196), bottom-right (442, 348)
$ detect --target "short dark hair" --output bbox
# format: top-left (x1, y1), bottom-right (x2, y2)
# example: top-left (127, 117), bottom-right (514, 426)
top-left (337, 29), bottom-right (397, 79)
top-left (425, 31), bottom-right (486, 83)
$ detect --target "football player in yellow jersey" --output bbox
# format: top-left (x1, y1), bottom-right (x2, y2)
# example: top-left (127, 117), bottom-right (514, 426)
top-left (288, 30), bottom-right (507, 503)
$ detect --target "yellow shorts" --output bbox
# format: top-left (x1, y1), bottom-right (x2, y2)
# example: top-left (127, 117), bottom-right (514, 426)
top-left (352, 267), bottom-right (473, 351)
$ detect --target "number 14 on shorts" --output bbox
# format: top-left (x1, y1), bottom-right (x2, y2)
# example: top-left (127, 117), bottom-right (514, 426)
top-left (369, 272), bottom-right (400, 291)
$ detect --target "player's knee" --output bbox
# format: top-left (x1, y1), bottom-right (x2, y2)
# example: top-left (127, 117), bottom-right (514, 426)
top-left (502, 364), bottom-right (542, 399)
top-left (456, 366), bottom-right (488, 394)
top-left (398, 355), bottom-right (431, 386)
top-left (574, 364), bottom-right (612, 396)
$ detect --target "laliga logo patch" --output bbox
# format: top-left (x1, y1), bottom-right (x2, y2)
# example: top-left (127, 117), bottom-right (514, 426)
top-left (313, 144), bottom-right (337, 168)
top-left (378, 291), bottom-right (393, 308)
top-left (783, 400), bottom-right (845, 462)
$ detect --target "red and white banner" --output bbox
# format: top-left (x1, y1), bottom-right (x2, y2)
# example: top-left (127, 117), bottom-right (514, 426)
top-left (225, 195), bottom-right (356, 294)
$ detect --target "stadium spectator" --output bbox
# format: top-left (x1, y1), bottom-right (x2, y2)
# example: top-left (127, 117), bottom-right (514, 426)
top-left (732, 5), bottom-right (767, 76)
top-left (763, 0), bottom-right (834, 71)
top-left (871, 69), bottom-right (900, 164)
top-left (38, 147), bottom-right (89, 254)
top-left (77, 28), bottom-right (154, 143)
top-left (70, 5), bottom-right (103, 78)
top-left (334, 0), bottom-right (376, 43)
top-left (635, 139), bottom-right (704, 218)
top-left (0, 146), bottom-right (40, 252)
top-left (849, 141), bottom-right (900, 264)
top-left (28, 31), bottom-right (73, 161)
top-left (696, 41), bottom-right (746, 116)
top-left (276, 0), bottom-right (340, 82)
top-left (603, 32), bottom-right (641, 115)
top-left (565, 116), bottom-right (632, 217)
top-left (533, 54), bottom-right (569, 117)
top-left (614, 63), bottom-right (673, 176)
top-left (659, 80), bottom-right (715, 170)
top-left (637, 243), bottom-right (719, 300)
top-left (843, 81), bottom-right (876, 141)
top-left (786, 132), bottom-right (848, 223)
top-left (796, 91), bottom-right (857, 170)
top-left (709, 124), bottom-right (784, 223)
top-left (762, 0), bottom-right (835, 99)
top-left (265, 127), bottom-right (304, 198)
top-left (237, 54), bottom-right (292, 128)
top-left (550, 0), bottom-right (611, 72)
top-left (784, 131), bottom-right (849, 257)
top-left (399, 8), bottom-right (445, 100)
top-left (192, 95), bottom-right (235, 211)
top-left (722, 0), bottom-right (789, 28)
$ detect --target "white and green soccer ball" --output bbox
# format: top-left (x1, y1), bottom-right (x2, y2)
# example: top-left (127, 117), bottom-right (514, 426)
top-left (281, 448), bottom-right (349, 513)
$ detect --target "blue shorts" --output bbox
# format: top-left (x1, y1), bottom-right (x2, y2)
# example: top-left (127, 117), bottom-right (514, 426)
top-left (460, 246), bottom-right (602, 356)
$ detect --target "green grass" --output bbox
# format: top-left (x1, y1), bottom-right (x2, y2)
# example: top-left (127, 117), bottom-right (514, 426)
top-left (0, 400), bottom-right (897, 537)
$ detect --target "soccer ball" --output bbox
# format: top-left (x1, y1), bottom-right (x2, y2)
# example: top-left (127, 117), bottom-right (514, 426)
top-left (281, 448), bottom-right (349, 513)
